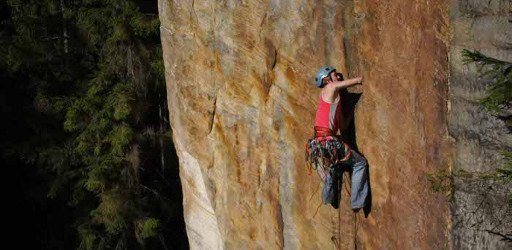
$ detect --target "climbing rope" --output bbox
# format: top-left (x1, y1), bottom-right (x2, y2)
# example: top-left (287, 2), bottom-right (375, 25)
top-left (331, 236), bottom-right (340, 250)
top-left (353, 211), bottom-right (358, 250)
top-left (307, 163), bottom-right (354, 250)
top-left (338, 175), bottom-right (342, 250)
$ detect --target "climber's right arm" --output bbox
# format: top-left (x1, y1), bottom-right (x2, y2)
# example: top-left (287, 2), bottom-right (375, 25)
top-left (330, 77), bottom-right (362, 91)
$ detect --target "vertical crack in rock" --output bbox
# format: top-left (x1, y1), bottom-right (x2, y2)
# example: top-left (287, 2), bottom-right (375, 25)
top-left (208, 94), bottom-right (217, 135)
top-left (277, 200), bottom-right (285, 249)
top-left (264, 39), bottom-right (278, 103)
top-left (260, 12), bottom-right (268, 29)
top-left (271, 48), bottom-right (278, 71)
top-left (189, 0), bottom-right (198, 40)
top-left (265, 49), bottom-right (277, 99)
top-left (190, 0), bottom-right (195, 20)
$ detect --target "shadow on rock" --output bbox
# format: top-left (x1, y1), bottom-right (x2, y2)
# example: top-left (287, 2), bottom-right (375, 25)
top-left (340, 89), bottom-right (372, 218)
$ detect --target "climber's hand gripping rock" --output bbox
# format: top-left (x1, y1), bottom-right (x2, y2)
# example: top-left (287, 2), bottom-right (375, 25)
top-left (324, 71), bottom-right (363, 91)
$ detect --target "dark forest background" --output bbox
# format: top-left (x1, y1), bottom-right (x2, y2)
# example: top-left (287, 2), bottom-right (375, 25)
top-left (1, 0), bottom-right (188, 249)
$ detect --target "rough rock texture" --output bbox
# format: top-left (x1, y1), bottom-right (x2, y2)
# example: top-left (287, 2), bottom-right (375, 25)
top-left (447, 0), bottom-right (512, 249)
top-left (158, 0), bottom-right (508, 249)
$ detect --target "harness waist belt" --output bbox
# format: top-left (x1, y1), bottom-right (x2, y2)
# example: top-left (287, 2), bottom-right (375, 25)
top-left (314, 126), bottom-right (335, 137)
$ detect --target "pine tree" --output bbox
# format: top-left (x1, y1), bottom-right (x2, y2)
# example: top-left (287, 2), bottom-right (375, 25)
top-left (461, 49), bottom-right (512, 126)
top-left (1, 0), bottom-right (187, 249)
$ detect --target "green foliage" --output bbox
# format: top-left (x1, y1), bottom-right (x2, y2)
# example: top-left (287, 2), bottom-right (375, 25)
top-left (461, 49), bottom-right (512, 115)
top-left (77, 225), bottom-right (96, 250)
top-left (34, 93), bottom-right (69, 114)
top-left (90, 189), bottom-right (129, 234)
top-left (135, 217), bottom-right (160, 240)
top-left (479, 150), bottom-right (512, 182)
top-left (1, 0), bottom-right (185, 249)
top-left (424, 169), bottom-right (454, 201)
top-left (497, 151), bottom-right (512, 206)
top-left (501, 150), bottom-right (512, 172)
top-left (109, 123), bottom-right (134, 155)
top-left (425, 162), bottom-right (511, 204)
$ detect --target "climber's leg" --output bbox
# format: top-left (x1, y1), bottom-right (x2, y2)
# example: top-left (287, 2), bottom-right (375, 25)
top-left (321, 167), bottom-right (335, 206)
top-left (321, 165), bottom-right (342, 209)
top-left (348, 149), bottom-right (369, 210)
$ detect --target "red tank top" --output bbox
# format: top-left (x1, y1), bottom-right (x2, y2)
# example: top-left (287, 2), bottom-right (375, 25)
top-left (315, 91), bottom-right (343, 134)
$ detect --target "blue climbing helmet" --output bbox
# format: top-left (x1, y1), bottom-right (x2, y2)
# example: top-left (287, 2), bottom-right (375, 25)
top-left (314, 66), bottom-right (336, 88)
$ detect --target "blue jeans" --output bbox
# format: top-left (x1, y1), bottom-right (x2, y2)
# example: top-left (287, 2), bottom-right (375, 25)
top-left (322, 148), bottom-right (369, 210)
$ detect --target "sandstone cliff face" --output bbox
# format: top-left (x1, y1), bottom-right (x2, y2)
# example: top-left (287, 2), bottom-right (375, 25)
top-left (158, 0), bottom-right (509, 249)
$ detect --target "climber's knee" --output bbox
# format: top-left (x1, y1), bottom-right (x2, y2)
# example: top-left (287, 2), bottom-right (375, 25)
top-left (361, 158), bottom-right (368, 167)
top-left (353, 158), bottom-right (367, 171)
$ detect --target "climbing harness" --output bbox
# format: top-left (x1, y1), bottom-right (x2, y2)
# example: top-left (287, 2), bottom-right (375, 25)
top-left (305, 126), bottom-right (351, 176)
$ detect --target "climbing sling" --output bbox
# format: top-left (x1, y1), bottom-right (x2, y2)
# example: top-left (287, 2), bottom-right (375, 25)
top-left (305, 126), bottom-right (351, 175)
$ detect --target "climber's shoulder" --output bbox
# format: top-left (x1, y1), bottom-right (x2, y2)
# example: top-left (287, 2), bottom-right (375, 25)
top-left (321, 85), bottom-right (341, 103)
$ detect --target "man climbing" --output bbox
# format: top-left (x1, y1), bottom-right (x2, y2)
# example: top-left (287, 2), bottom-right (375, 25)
top-left (305, 66), bottom-right (369, 212)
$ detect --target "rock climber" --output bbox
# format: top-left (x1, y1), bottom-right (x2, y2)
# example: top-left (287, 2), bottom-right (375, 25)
top-left (305, 66), bottom-right (369, 212)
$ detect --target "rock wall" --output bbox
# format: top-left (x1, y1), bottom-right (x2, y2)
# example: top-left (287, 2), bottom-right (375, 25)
top-left (158, 0), bottom-right (509, 249)
top-left (447, 0), bottom-right (512, 249)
